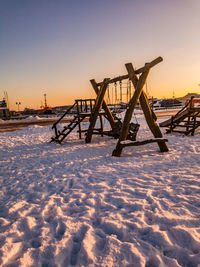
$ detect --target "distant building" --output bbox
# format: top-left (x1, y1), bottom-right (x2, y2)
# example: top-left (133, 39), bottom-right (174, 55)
top-left (52, 105), bottom-right (75, 114)
top-left (0, 100), bottom-right (10, 119)
top-left (38, 106), bottom-right (55, 115)
top-left (177, 93), bottom-right (200, 103)
top-left (22, 108), bottom-right (38, 115)
top-left (52, 105), bottom-right (72, 112)
top-left (159, 99), bottom-right (182, 107)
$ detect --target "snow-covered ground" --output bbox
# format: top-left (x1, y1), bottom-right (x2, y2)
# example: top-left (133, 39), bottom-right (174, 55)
top-left (0, 115), bottom-right (200, 267)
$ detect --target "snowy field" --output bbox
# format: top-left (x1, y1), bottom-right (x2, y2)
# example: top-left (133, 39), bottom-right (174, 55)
top-left (0, 115), bottom-right (200, 267)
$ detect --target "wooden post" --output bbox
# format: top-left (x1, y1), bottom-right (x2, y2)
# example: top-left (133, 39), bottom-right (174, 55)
top-left (99, 115), bottom-right (104, 137)
top-left (186, 113), bottom-right (191, 134)
top-left (85, 79), bottom-right (109, 143)
top-left (80, 100), bottom-right (83, 113)
top-left (170, 116), bottom-right (174, 133)
top-left (112, 66), bottom-right (150, 157)
top-left (54, 126), bottom-right (58, 139)
top-left (76, 100), bottom-right (82, 139)
top-left (126, 62), bottom-right (169, 152)
top-left (190, 96), bottom-right (194, 109)
top-left (139, 92), bottom-right (169, 152)
top-left (90, 79), bottom-right (116, 129)
top-left (126, 62), bottom-right (168, 153)
top-left (90, 99), bottom-right (93, 112)
top-left (191, 114), bottom-right (196, 136)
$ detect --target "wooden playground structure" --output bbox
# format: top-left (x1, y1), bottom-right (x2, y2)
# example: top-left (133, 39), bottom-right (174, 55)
top-left (160, 96), bottom-right (200, 135)
top-left (51, 57), bottom-right (168, 156)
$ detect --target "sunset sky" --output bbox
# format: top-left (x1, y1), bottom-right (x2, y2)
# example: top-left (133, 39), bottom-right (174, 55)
top-left (1, 0), bottom-right (200, 110)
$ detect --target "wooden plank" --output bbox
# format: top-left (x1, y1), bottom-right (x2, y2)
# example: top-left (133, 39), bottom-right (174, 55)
top-left (120, 138), bottom-right (168, 148)
top-left (85, 78), bottom-right (110, 143)
top-left (167, 130), bottom-right (189, 134)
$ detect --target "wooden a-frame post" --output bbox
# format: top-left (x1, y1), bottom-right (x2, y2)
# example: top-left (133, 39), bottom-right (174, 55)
top-left (126, 61), bottom-right (168, 152)
top-left (90, 79), bottom-right (116, 130)
top-left (112, 57), bottom-right (168, 157)
top-left (85, 78), bottom-right (110, 143)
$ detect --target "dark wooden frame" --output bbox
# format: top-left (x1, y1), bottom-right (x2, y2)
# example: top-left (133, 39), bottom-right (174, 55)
top-left (51, 57), bottom-right (169, 156)
top-left (112, 57), bottom-right (169, 156)
top-left (84, 57), bottom-right (168, 156)
top-left (160, 96), bottom-right (200, 136)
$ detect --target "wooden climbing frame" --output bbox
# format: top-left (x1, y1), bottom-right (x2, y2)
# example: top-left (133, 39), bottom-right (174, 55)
top-left (51, 99), bottom-right (105, 143)
top-left (51, 94), bottom-right (122, 144)
top-left (160, 96), bottom-right (200, 135)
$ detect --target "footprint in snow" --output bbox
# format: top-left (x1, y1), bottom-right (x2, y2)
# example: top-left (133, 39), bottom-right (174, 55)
top-left (70, 225), bottom-right (88, 266)
top-left (54, 220), bottom-right (66, 241)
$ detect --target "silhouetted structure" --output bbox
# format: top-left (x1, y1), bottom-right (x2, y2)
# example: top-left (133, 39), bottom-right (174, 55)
top-left (0, 100), bottom-right (10, 119)
top-left (51, 57), bottom-right (168, 157)
top-left (160, 96), bottom-right (200, 135)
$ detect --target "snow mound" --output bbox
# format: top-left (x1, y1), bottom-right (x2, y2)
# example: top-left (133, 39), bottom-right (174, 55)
top-left (24, 115), bottom-right (41, 120)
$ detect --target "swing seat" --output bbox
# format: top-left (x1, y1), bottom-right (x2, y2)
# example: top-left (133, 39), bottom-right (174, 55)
top-left (127, 122), bottom-right (140, 141)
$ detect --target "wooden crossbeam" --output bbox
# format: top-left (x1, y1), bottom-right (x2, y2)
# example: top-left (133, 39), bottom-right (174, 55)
top-left (120, 138), bottom-right (168, 148)
top-left (97, 57), bottom-right (163, 86)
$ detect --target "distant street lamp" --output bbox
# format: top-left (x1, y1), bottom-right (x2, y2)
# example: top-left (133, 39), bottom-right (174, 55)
top-left (16, 102), bottom-right (21, 111)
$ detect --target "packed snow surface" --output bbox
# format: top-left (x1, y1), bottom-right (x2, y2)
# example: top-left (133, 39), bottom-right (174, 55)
top-left (0, 115), bottom-right (200, 267)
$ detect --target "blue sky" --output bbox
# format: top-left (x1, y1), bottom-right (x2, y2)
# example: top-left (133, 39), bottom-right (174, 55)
top-left (1, 0), bottom-right (200, 109)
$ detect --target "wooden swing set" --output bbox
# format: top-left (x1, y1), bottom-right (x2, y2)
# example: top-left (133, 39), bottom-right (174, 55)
top-left (51, 57), bottom-right (168, 156)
